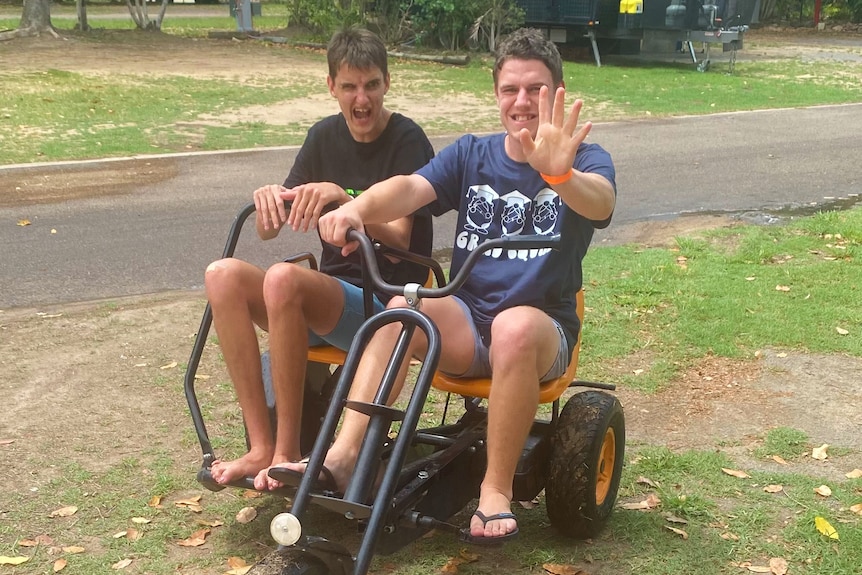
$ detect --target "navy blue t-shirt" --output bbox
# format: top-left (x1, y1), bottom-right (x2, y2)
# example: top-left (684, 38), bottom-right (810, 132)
top-left (417, 133), bottom-right (616, 354)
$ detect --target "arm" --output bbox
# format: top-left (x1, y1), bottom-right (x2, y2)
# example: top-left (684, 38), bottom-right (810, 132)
top-left (318, 173), bottom-right (437, 256)
top-left (519, 87), bottom-right (615, 221)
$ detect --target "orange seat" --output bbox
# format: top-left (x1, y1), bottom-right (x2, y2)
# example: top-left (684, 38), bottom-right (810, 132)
top-left (430, 289), bottom-right (584, 404)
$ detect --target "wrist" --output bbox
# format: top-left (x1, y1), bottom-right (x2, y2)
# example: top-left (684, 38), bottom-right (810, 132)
top-left (540, 168), bottom-right (574, 185)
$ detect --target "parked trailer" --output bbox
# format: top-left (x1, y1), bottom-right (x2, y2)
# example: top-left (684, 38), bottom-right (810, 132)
top-left (517, 0), bottom-right (759, 71)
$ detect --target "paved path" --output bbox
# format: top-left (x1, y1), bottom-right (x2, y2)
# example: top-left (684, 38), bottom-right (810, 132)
top-left (2, 103), bottom-right (860, 309)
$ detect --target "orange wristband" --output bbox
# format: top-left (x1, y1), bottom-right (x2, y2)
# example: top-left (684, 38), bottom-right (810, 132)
top-left (540, 168), bottom-right (574, 185)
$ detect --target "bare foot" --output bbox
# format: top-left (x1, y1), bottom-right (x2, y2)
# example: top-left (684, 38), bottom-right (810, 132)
top-left (278, 457), bottom-right (352, 493)
top-left (210, 449), bottom-right (272, 485)
top-left (470, 488), bottom-right (517, 539)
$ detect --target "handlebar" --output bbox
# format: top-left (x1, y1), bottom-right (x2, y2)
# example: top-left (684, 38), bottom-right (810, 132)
top-left (347, 229), bottom-right (560, 301)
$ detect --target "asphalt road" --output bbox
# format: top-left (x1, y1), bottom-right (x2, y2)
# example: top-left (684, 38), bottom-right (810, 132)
top-left (2, 103), bottom-right (860, 310)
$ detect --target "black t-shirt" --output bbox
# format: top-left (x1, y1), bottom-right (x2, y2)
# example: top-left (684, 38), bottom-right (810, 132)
top-left (283, 113), bottom-right (434, 301)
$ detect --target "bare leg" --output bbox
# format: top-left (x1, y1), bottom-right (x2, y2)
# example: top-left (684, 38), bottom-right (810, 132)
top-left (205, 258), bottom-right (273, 485)
top-left (470, 306), bottom-right (560, 539)
top-left (281, 295), bottom-right (476, 493)
top-left (254, 263), bottom-right (347, 491)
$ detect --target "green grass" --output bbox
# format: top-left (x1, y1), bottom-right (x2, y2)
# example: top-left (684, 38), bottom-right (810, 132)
top-left (578, 207), bottom-right (862, 391)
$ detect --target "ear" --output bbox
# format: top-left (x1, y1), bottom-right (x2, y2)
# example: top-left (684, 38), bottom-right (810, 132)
top-left (327, 75), bottom-right (336, 97)
top-left (384, 73), bottom-right (391, 94)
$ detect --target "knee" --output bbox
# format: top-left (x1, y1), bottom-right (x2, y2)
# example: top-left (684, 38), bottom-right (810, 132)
top-left (386, 296), bottom-right (411, 310)
top-left (489, 309), bottom-right (542, 359)
top-left (205, 258), bottom-right (243, 301)
top-left (262, 263), bottom-right (306, 308)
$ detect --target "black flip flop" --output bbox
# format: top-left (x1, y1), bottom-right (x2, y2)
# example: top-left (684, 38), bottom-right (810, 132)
top-left (459, 510), bottom-right (519, 545)
top-left (268, 463), bottom-right (339, 494)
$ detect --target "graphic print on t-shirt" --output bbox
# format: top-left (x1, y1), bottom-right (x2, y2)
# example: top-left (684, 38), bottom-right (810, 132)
top-left (459, 183), bottom-right (559, 262)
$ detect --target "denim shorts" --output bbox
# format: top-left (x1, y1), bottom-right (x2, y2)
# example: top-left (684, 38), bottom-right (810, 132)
top-left (307, 279), bottom-right (384, 351)
top-left (446, 296), bottom-right (569, 383)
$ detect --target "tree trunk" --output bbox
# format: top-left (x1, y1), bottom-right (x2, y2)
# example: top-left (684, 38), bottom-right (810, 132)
top-left (76, 0), bottom-right (90, 32)
top-left (0, 0), bottom-right (60, 41)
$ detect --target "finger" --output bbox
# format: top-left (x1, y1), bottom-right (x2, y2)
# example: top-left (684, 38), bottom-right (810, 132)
top-left (537, 85), bottom-right (550, 126)
top-left (562, 98), bottom-right (584, 137)
top-left (253, 191), bottom-right (268, 230)
top-left (275, 186), bottom-right (288, 223)
top-left (341, 240), bottom-right (359, 257)
top-left (572, 120), bottom-right (593, 148)
top-left (289, 188), bottom-right (310, 230)
top-left (518, 127), bottom-right (536, 156)
top-left (553, 86), bottom-right (566, 129)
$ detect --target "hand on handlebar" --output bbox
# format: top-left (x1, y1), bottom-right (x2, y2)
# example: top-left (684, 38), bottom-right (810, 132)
top-left (253, 184), bottom-right (291, 232)
top-left (285, 182), bottom-right (345, 233)
top-left (318, 207), bottom-right (365, 257)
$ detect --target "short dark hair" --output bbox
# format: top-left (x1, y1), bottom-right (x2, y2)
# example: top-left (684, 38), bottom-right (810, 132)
top-left (493, 28), bottom-right (564, 88)
top-left (327, 27), bottom-right (389, 80)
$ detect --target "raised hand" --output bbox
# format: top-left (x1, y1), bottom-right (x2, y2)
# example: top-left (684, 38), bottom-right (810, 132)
top-left (518, 86), bottom-right (592, 178)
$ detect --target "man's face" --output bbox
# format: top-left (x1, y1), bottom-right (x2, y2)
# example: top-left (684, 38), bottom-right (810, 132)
top-left (494, 58), bottom-right (556, 142)
top-left (327, 63), bottom-right (390, 143)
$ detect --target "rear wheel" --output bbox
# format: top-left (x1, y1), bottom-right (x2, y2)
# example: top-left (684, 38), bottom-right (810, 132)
top-left (545, 390), bottom-right (625, 539)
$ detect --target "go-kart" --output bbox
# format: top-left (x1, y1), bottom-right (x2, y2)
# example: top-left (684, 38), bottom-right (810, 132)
top-left (184, 202), bottom-right (626, 575)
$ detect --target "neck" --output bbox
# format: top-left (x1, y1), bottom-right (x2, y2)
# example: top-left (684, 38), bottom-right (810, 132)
top-left (504, 133), bottom-right (527, 163)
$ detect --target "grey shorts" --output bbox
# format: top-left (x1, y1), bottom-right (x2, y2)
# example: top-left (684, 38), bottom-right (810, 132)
top-left (446, 296), bottom-right (569, 383)
top-left (307, 279), bottom-right (383, 350)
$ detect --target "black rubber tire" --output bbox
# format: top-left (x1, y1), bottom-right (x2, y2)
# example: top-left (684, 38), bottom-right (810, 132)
top-left (546, 390), bottom-right (625, 539)
top-left (248, 548), bottom-right (331, 575)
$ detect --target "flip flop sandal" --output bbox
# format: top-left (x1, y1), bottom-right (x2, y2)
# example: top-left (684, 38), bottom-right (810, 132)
top-left (268, 461), bottom-right (339, 495)
top-left (459, 510), bottom-right (519, 545)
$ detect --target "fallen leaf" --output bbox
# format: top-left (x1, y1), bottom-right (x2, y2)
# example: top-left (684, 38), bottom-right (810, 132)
top-left (814, 516), bottom-right (839, 540)
top-left (542, 563), bottom-right (586, 575)
top-left (721, 467), bottom-right (751, 479)
top-left (0, 556), bottom-right (30, 565)
top-left (19, 539), bottom-right (39, 547)
top-left (113, 531), bottom-right (127, 539)
top-left (846, 469), bottom-right (862, 479)
top-left (775, 285), bottom-right (791, 292)
top-left (849, 503), bottom-right (862, 515)
top-left (720, 531), bottom-right (740, 541)
top-left (177, 527), bottom-right (210, 547)
top-left (226, 556), bottom-right (253, 574)
top-left (197, 518), bottom-right (224, 527)
top-left (35, 534), bottom-right (54, 545)
top-left (0, 439), bottom-right (14, 446)
top-left (148, 495), bottom-right (163, 507)
top-left (637, 476), bottom-right (659, 488)
top-left (763, 484), bottom-right (783, 493)
top-left (771, 455), bottom-right (788, 465)
top-left (194, 374), bottom-right (211, 380)
top-left (160, 361), bottom-right (178, 370)
top-left (814, 485), bottom-right (832, 497)
top-left (235, 506), bottom-right (257, 524)
top-left (769, 557), bottom-right (788, 575)
top-left (51, 228), bottom-right (57, 234)
top-left (745, 565), bottom-right (772, 573)
top-left (665, 525), bottom-right (689, 539)
top-left (619, 493), bottom-right (661, 510)
top-left (175, 495), bottom-right (203, 513)
top-left (131, 517), bottom-right (151, 524)
top-left (112, 558), bottom-right (133, 570)
top-left (242, 490), bottom-right (263, 499)
top-left (125, 528), bottom-right (142, 541)
top-left (49, 505), bottom-right (78, 518)
top-left (61, 546), bottom-right (84, 554)
top-left (664, 513), bottom-right (688, 524)
top-left (17, 219), bottom-right (31, 226)
top-left (811, 444), bottom-right (829, 460)
top-left (836, 326), bottom-right (849, 335)
top-left (53, 558), bottom-right (67, 572)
